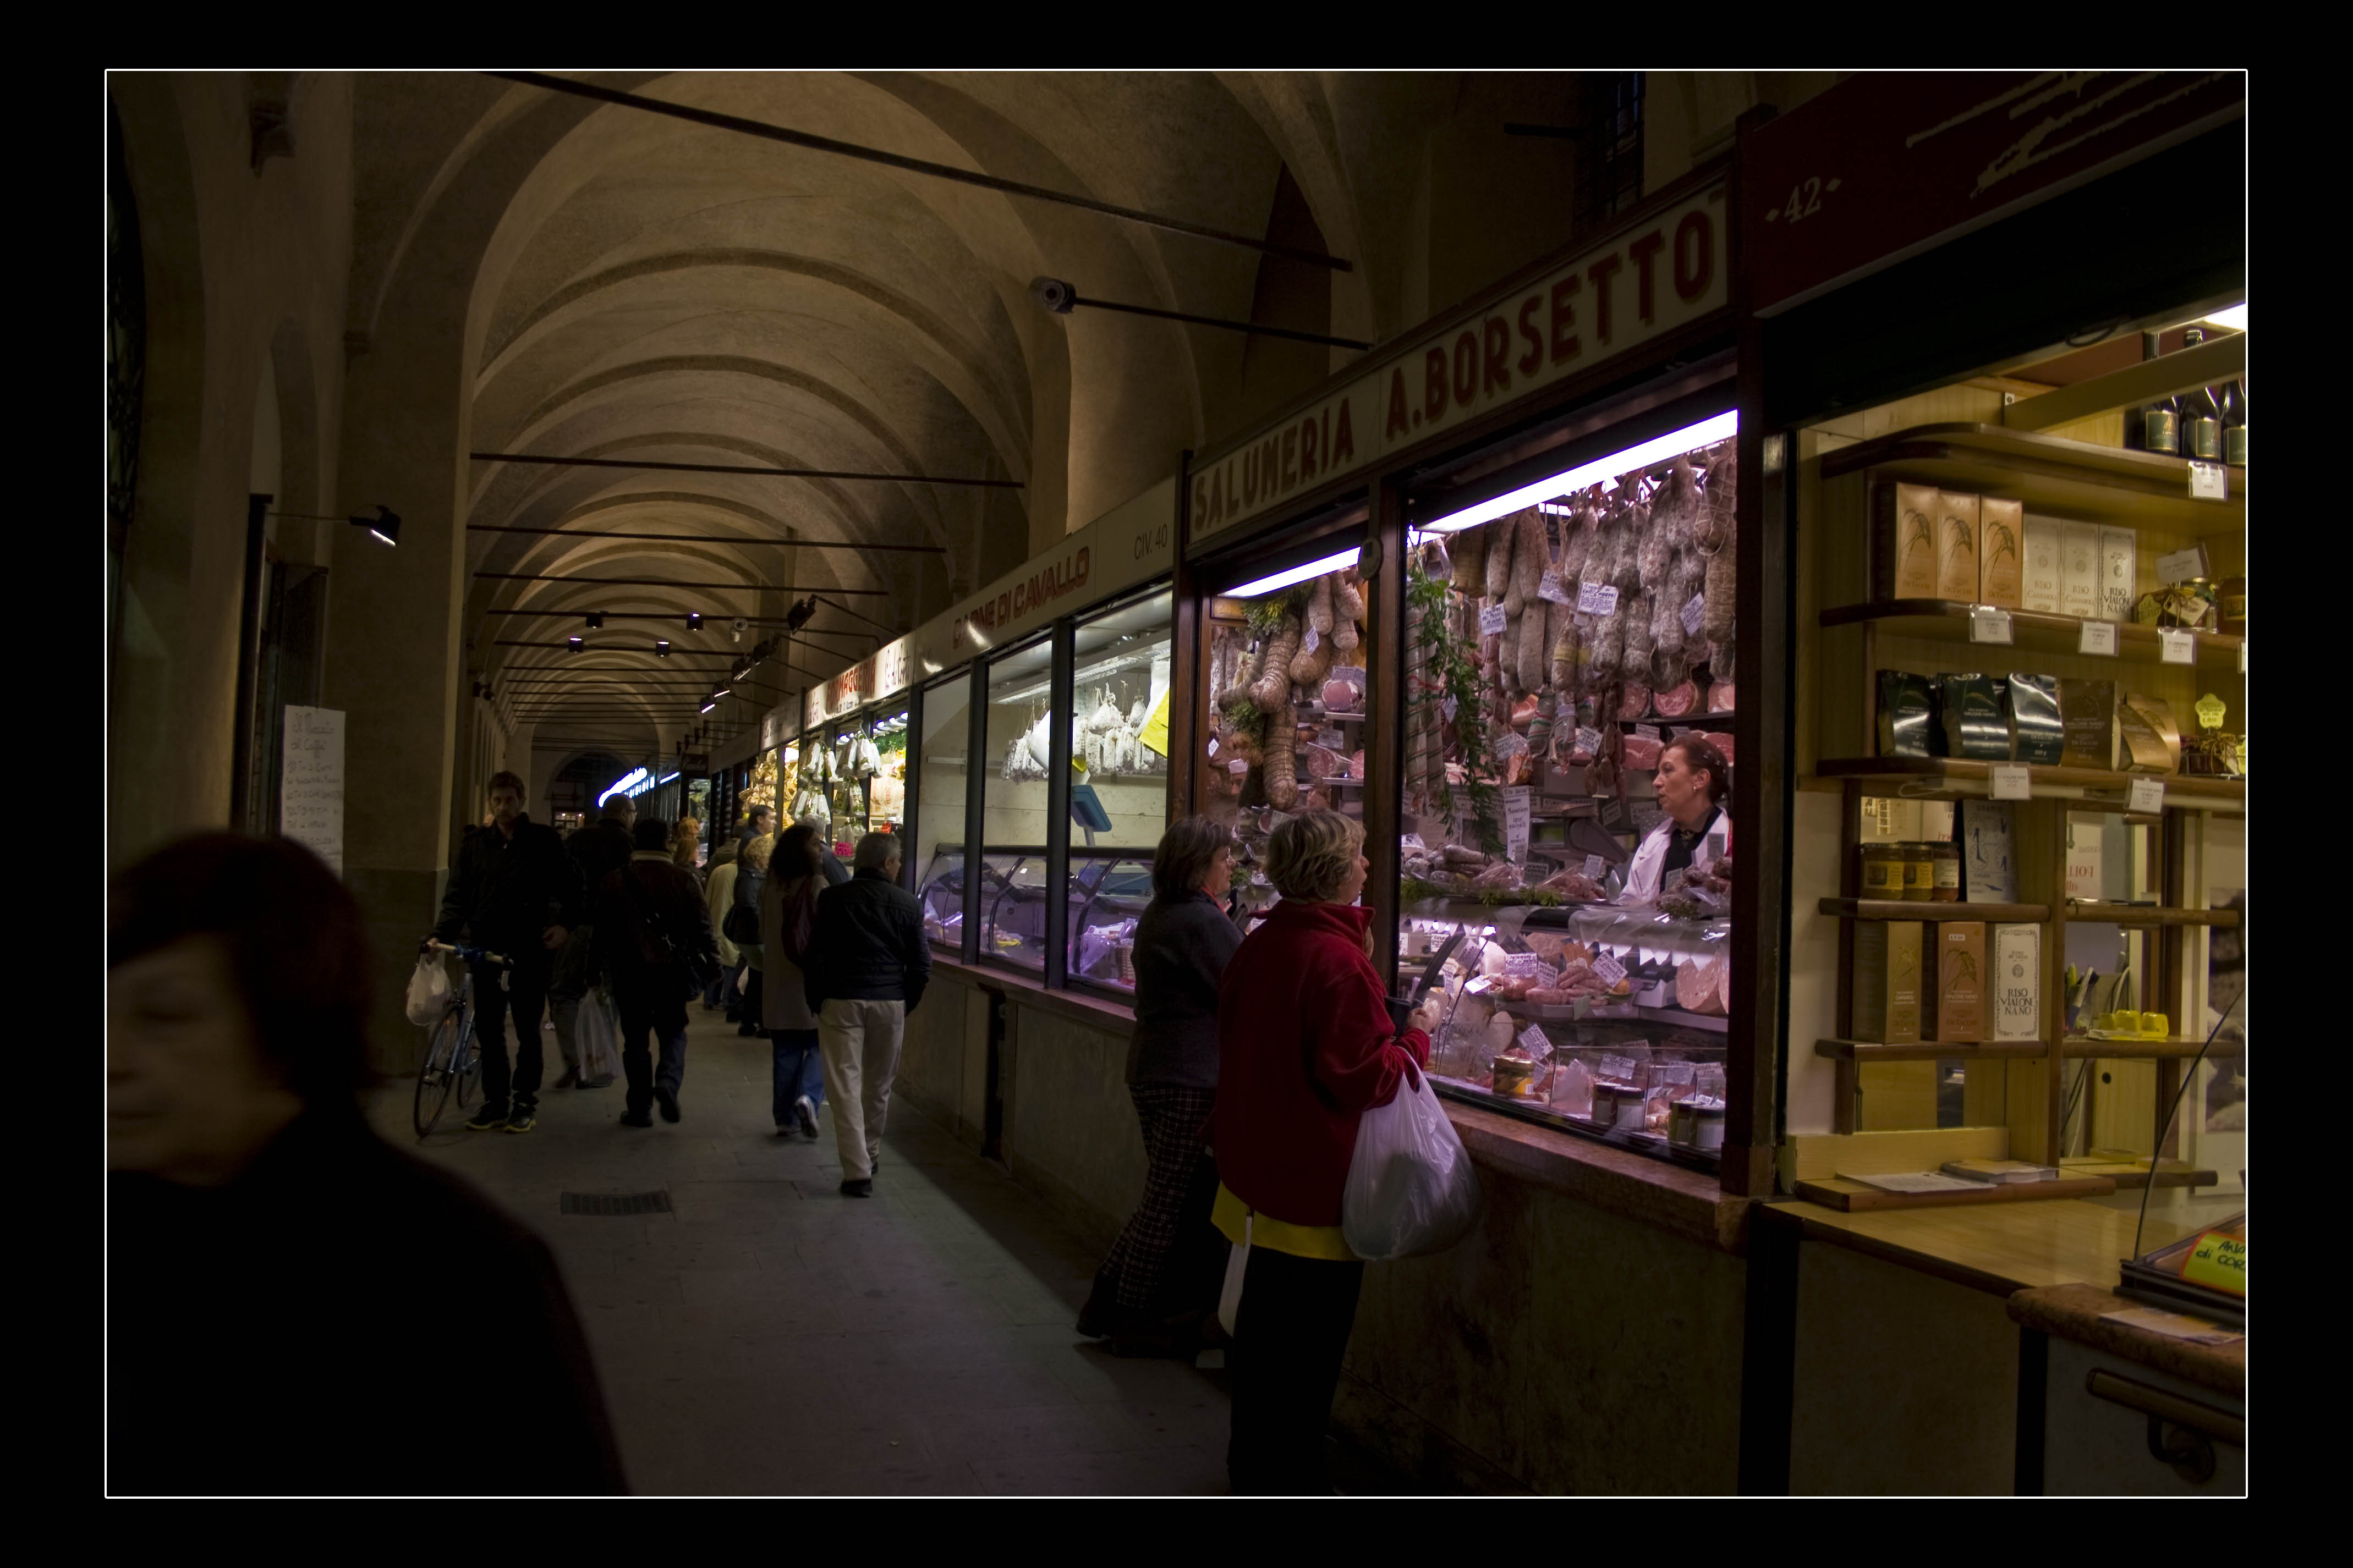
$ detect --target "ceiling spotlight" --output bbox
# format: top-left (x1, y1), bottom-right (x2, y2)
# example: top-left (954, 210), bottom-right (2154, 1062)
top-left (567, 635), bottom-right (584, 653)
top-left (785, 596), bottom-right (816, 632)
top-left (585, 612), bottom-right (605, 629)
top-left (655, 640), bottom-right (671, 657)
top-left (687, 612), bottom-right (703, 631)
top-left (349, 504), bottom-right (401, 547)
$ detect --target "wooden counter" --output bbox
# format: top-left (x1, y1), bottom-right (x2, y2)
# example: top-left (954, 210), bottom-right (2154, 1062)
top-left (2008, 1282), bottom-right (2245, 1398)
top-left (1758, 1196), bottom-right (2202, 1297)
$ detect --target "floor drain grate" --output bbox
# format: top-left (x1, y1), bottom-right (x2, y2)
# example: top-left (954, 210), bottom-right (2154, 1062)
top-left (561, 1191), bottom-right (672, 1217)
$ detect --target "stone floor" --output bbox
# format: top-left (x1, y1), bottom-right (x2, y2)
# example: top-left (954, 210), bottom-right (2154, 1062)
top-left (366, 1003), bottom-right (1236, 1497)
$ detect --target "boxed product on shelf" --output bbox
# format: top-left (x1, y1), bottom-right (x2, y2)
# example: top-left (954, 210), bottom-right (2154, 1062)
top-left (2119, 692), bottom-right (2182, 774)
top-left (1957, 801), bottom-right (2018, 903)
top-left (2021, 516), bottom-right (2063, 613)
top-left (2059, 679), bottom-right (2120, 769)
top-left (2060, 521), bottom-right (2102, 619)
top-left (1939, 674), bottom-right (2010, 760)
top-left (1873, 481), bottom-right (1943, 600)
top-left (2099, 525), bottom-right (2138, 623)
top-left (1990, 922), bottom-right (2041, 1042)
top-left (1937, 491), bottom-right (1981, 601)
top-left (1922, 920), bottom-right (1987, 1044)
top-left (1977, 498), bottom-right (2023, 608)
top-left (2008, 673), bottom-right (2064, 764)
top-left (1851, 920), bottom-right (1924, 1043)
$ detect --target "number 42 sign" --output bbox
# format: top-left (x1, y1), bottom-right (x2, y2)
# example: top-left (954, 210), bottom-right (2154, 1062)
top-left (1764, 175), bottom-right (1844, 226)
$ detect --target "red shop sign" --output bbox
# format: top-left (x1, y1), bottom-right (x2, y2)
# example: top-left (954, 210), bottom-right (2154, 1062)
top-left (1746, 71), bottom-right (2244, 317)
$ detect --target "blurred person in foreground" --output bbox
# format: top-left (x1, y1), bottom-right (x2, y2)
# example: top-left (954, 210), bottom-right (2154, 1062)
top-left (107, 834), bottom-right (623, 1495)
top-left (803, 832), bottom-right (929, 1197)
top-left (1211, 810), bottom-right (1428, 1495)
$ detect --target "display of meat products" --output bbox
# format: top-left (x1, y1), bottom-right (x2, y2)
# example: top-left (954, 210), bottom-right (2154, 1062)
top-left (1610, 504), bottom-right (1644, 593)
top-left (1321, 675), bottom-right (1362, 712)
top-left (1653, 680), bottom-right (1697, 718)
top-left (1701, 731), bottom-right (1735, 766)
top-left (1613, 682), bottom-right (1647, 722)
top-left (1450, 524), bottom-right (1488, 596)
top-left (1249, 613), bottom-right (1301, 710)
top-left (1442, 845), bottom-right (1491, 868)
top-left (1510, 693), bottom-right (1540, 733)
top-left (1485, 510), bottom-right (1517, 601)
top-left (1588, 600), bottom-right (1626, 684)
top-left (1289, 628), bottom-right (1335, 687)
top-left (1697, 448), bottom-right (1735, 552)
top-left (1505, 509), bottom-right (1543, 617)
top-left (1637, 503), bottom-right (1672, 592)
top-left (1707, 680), bottom-right (1734, 714)
top-left (1557, 500), bottom-right (1597, 582)
top-left (1623, 590), bottom-right (1655, 680)
top-left (1304, 744), bottom-right (1342, 780)
top-left (1307, 574), bottom-right (1335, 636)
top-left (1622, 733), bottom-right (1664, 771)
top-left (1516, 583), bottom-right (1551, 693)
top-left (1702, 530), bottom-right (1736, 646)
top-left (1472, 859), bottom-right (1522, 889)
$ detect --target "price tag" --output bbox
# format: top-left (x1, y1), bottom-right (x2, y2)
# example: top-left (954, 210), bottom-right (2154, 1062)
top-left (1599, 1053), bottom-right (1638, 1081)
top-left (1312, 729), bottom-right (1340, 751)
top-left (1970, 607), bottom-right (2013, 644)
top-left (1577, 582), bottom-right (1619, 616)
top-left (2179, 1230), bottom-right (2246, 1296)
top-left (1583, 854), bottom-right (1606, 879)
top-left (2077, 618), bottom-right (2117, 656)
top-left (1206, 737), bottom-right (1219, 757)
top-left (1681, 593), bottom-right (1705, 635)
top-left (1440, 695), bottom-right (1459, 723)
top-left (2155, 544), bottom-right (2208, 585)
top-left (1503, 785), bottom-right (1532, 862)
top-left (1494, 731), bottom-right (1531, 761)
top-left (1537, 571), bottom-right (1572, 606)
top-left (1302, 626), bottom-right (1319, 653)
top-left (1227, 758), bottom-right (1248, 776)
top-left (1574, 725), bottom-right (1603, 756)
top-left (2128, 777), bottom-right (2165, 815)
top-left (2188, 461), bottom-right (2229, 500)
top-left (1990, 763), bottom-right (2032, 800)
top-left (1478, 603), bottom-right (1509, 636)
top-left (1635, 724), bottom-right (1661, 741)
top-left (1505, 951), bottom-right (1550, 979)
top-left (1516, 1024), bottom-right (1551, 1055)
top-left (1592, 952), bottom-right (1627, 986)
top-left (2159, 628), bottom-right (2194, 664)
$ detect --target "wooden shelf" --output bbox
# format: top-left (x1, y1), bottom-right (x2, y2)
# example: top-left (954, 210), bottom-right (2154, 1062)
top-left (1813, 757), bottom-right (2245, 810)
top-left (1821, 600), bottom-right (2244, 671)
top-left (1816, 1038), bottom-right (2050, 1062)
top-left (2060, 903), bottom-right (2239, 928)
top-left (2061, 1156), bottom-right (2220, 1191)
top-left (1816, 422), bottom-right (2245, 537)
top-left (1819, 897), bottom-right (2050, 923)
top-left (1795, 1173), bottom-right (2119, 1212)
top-left (2063, 1036), bottom-right (2244, 1060)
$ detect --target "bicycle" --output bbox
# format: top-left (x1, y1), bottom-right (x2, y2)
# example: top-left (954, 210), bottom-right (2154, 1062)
top-left (414, 940), bottom-right (511, 1137)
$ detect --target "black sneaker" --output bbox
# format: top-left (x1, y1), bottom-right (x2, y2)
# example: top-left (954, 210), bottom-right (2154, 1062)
top-left (840, 1178), bottom-right (874, 1198)
top-left (654, 1087), bottom-right (680, 1124)
top-left (504, 1109), bottom-right (537, 1134)
top-left (463, 1106), bottom-right (509, 1131)
top-left (620, 1109), bottom-right (654, 1128)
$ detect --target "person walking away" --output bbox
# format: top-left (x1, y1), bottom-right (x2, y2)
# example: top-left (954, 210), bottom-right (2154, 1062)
top-left (732, 832), bottom-right (772, 1036)
top-left (760, 825), bottom-right (832, 1140)
top-left (1211, 811), bottom-right (1429, 1495)
top-left (1080, 818), bottom-right (1242, 1356)
top-left (704, 841), bottom-right (741, 1015)
top-left (431, 771), bottom-right (582, 1134)
top-left (594, 817), bottom-right (719, 1128)
top-left (704, 838), bottom-right (741, 1011)
top-left (549, 794), bottom-right (633, 1087)
top-left (803, 832), bottom-right (930, 1197)
top-left (735, 804), bottom-right (774, 847)
top-left (108, 833), bottom-right (624, 1494)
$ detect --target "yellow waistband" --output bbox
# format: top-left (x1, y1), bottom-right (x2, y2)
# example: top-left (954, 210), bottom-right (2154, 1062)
top-left (1211, 1182), bottom-right (1356, 1262)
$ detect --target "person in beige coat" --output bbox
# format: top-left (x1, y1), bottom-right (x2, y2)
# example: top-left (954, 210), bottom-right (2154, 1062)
top-left (703, 851), bottom-right (741, 1016)
top-left (760, 825), bottom-right (829, 1139)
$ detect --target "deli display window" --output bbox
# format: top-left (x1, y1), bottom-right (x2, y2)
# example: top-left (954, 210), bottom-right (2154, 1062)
top-left (978, 850), bottom-right (1052, 973)
top-left (980, 633), bottom-right (1057, 975)
top-left (868, 706), bottom-right (909, 835)
top-left (917, 846), bottom-right (966, 949)
top-left (914, 670), bottom-right (973, 951)
top-left (1392, 410), bottom-right (1740, 1165)
top-left (1065, 588), bottom-right (1174, 993)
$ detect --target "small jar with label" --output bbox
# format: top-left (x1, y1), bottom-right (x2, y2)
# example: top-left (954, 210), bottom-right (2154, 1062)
top-left (1899, 843), bottom-right (1934, 901)
top-left (2218, 575), bottom-right (2245, 636)
top-left (1693, 1099), bottom-right (1726, 1153)
top-left (1929, 842), bottom-right (1962, 902)
top-left (1860, 843), bottom-right (1901, 901)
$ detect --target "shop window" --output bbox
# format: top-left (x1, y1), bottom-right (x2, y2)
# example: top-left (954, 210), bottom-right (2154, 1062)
top-left (1396, 413), bottom-right (1737, 1160)
top-left (1066, 591), bottom-right (1173, 992)
top-left (868, 705), bottom-right (909, 837)
top-left (980, 634), bottom-right (1057, 972)
top-left (914, 672), bottom-right (972, 951)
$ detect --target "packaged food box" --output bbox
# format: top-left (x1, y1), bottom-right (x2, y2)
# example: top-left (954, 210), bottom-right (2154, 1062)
top-left (1873, 481), bottom-right (1943, 601)
top-left (2021, 515), bottom-right (2063, 614)
top-left (2060, 521), bottom-right (2102, 620)
top-left (2119, 692), bottom-right (2182, 774)
top-left (1978, 498), bottom-right (2023, 608)
top-left (1939, 673), bottom-right (2011, 761)
top-left (1922, 920), bottom-right (1986, 1044)
top-left (1877, 670), bottom-right (1935, 758)
top-left (2059, 679), bottom-right (2120, 770)
top-left (1990, 922), bottom-right (2041, 1041)
top-left (1851, 920), bottom-right (1924, 1044)
top-left (2100, 526), bottom-right (2137, 624)
top-left (2008, 673), bottom-right (2064, 764)
top-left (1938, 491), bottom-right (1982, 602)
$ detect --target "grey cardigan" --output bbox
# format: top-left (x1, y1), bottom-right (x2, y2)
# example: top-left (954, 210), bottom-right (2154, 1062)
top-left (1124, 892), bottom-right (1244, 1090)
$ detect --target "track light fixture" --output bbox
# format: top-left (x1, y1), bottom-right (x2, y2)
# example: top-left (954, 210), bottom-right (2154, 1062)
top-left (567, 635), bottom-right (584, 653)
top-left (687, 612), bottom-right (703, 630)
top-left (355, 504), bottom-right (401, 546)
top-left (585, 612), bottom-right (605, 629)
top-left (655, 640), bottom-right (671, 657)
top-left (784, 596), bottom-right (816, 632)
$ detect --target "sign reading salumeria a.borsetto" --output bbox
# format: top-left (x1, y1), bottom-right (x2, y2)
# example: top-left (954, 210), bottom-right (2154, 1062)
top-left (1188, 180), bottom-right (1729, 544)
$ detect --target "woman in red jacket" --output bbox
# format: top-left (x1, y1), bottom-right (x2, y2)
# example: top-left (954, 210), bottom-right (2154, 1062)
top-left (1211, 811), bottom-right (1429, 1495)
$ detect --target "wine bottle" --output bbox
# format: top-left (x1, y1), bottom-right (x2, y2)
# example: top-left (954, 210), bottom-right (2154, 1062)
top-left (2221, 378), bottom-right (2246, 469)
top-left (2122, 332), bottom-right (2180, 455)
top-left (2178, 327), bottom-right (2222, 461)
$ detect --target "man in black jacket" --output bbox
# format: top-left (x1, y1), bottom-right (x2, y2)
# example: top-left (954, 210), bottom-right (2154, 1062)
top-left (803, 832), bottom-right (930, 1196)
top-left (594, 816), bottom-right (720, 1129)
top-left (431, 772), bottom-right (582, 1134)
top-left (548, 794), bottom-right (634, 1087)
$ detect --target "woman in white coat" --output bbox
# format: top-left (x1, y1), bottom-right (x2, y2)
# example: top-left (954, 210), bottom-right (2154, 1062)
top-left (1619, 735), bottom-right (1731, 905)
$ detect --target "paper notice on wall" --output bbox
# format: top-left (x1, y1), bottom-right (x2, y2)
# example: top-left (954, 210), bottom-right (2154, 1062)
top-left (281, 706), bottom-right (345, 875)
top-left (1502, 785), bottom-right (1532, 862)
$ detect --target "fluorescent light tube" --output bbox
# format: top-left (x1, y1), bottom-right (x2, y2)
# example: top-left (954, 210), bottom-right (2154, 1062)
top-left (1418, 410), bottom-right (1738, 534)
top-left (2202, 303), bottom-right (2246, 332)
top-left (1225, 547), bottom-right (1359, 600)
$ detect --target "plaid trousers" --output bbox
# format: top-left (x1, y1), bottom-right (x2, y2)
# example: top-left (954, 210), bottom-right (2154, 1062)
top-left (1101, 1085), bottom-right (1218, 1313)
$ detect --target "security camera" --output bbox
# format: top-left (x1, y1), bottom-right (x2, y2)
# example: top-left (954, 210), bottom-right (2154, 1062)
top-left (731, 616), bottom-right (750, 643)
top-left (1031, 277), bottom-right (1078, 315)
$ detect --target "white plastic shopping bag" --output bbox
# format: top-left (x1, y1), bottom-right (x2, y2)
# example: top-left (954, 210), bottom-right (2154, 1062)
top-left (1341, 1068), bottom-right (1483, 1261)
top-left (1216, 1217), bottom-right (1250, 1339)
top-left (405, 953), bottom-right (451, 1027)
top-left (576, 989), bottom-right (622, 1084)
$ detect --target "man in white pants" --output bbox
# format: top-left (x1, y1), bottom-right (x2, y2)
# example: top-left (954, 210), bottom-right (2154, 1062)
top-left (803, 832), bottom-right (931, 1197)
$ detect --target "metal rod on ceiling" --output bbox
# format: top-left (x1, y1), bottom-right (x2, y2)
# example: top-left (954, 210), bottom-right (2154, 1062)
top-left (1069, 291), bottom-right (1373, 351)
top-left (814, 595), bottom-right (897, 636)
top-left (466, 524), bottom-right (950, 552)
top-left (481, 610), bottom-right (875, 646)
top-left (475, 572), bottom-right (887, 595)
top-left (484, 71), bottom-right (1354, 273)
top-left (469, 452), bottom-right (1019, 491)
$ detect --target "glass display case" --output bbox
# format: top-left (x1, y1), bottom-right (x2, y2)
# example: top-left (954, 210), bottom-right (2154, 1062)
top-left (978, 850), bottom-right (1053, 973)
top-left (1068, 851), bottom-right (1155, 993)
top-left (915, 672), bottom-right (972, 933)
top-left (1070, 589), bottom-right (1174, 843)
top-left (917, 844), bottom-right (966, 949)
top-left (869, 706), bottom-right (909, 834)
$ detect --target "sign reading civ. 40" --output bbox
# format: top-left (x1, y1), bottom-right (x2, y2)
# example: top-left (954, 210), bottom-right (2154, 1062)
top-left (1188, 180), bottom-right (1728, 544)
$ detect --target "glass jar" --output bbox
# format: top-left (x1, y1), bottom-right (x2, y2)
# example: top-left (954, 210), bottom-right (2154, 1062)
top-left (2218, 575), bottom-right (2245, 637)
top-left (1930, 842), bottom-right (1962, 901)
top-left (1860, 843), bottom-right (1901, 901)
top-left (1899, 843), bottom-right (1934, 901)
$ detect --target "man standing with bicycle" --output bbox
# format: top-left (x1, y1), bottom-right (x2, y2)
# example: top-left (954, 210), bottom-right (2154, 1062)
top-left (431, 771), bottom-right (583, 1134)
